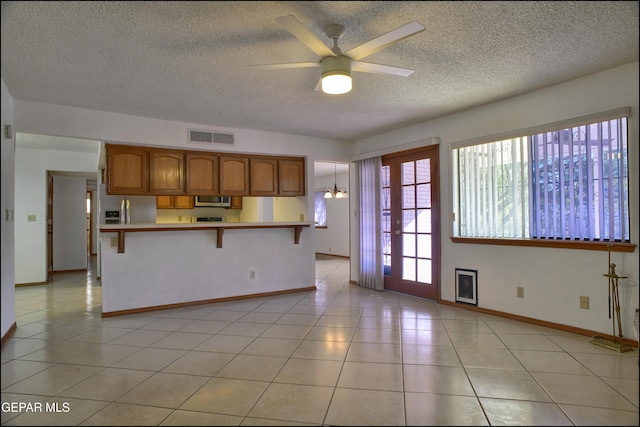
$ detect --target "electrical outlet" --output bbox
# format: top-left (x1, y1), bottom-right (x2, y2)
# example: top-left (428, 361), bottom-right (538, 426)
top-left (516, 286), bottom-right (524, 298)
top-left (580, 296), bottom-right (590, 309)
top-left (110, 237), bottom-right (118, 247)
top-left (27, 214), bottom-right (37, 222)
top-left (249, 270), bottom-right (256, 280)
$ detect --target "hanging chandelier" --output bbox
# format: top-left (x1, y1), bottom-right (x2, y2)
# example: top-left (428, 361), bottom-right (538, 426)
top-left (324, 163), bottom-right (348, 199)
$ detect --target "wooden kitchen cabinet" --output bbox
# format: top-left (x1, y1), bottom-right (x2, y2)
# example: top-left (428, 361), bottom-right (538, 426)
top-left (278, 157), bottom-right (305, 196)
top-left (230, 196), bottom-right (243, 209)
top-left (220, 155), bottom-right (249, 195)
top-left (173, 195), bottom-right (194, 208)
top-left (186, 153), bottom-right (219, 194)
top-left (250, 157), bottom-right (278, 196)
top-left (106, 143), bottom-right (305, 197)
top-left (106, 145), bottom-right (149, 194)
top-left (156, 195), bottom-right (194, 209)
top-left (150, 149), bottom-right (185, 194)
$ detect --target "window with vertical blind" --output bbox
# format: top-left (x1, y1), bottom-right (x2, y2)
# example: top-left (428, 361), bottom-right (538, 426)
top-left (314, 191), bottom-right (327, 227)
top-left (453, 108), bottom-right (630, 244)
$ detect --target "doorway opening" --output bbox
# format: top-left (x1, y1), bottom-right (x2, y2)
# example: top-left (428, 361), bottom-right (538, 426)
top-left (86, 191), bottom-right (94, 256)
top-left (313, 161), bottom-right (351, 260)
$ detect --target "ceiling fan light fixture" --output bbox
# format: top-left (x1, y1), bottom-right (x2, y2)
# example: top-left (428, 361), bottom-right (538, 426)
top-left (321, 55), bottom-right (352, 94)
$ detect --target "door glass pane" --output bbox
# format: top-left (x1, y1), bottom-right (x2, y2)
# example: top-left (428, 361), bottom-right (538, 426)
top-left (384, 255), bottom-right (391, 276)
top-left (417, 209), bottom-right (431, 233)
top-left (402, 162), bottom-right (415, 185)
top-left (402, 186), bottom-right (415, 208)
top-left (382, 211), bottom-right (391, 232)
top-left (417, 259), bottom-right (432, 283)
top-left (403, 257), bottom-right (416, 281)
top-left (416, 184), bottom-right (431, 208)
top-left (403, 210), bottom-right (416, 232)
top-left (417, 234), bottom-right (432, 258)
top-left (403, 234), bottom-right (415, 257)
top-left (416, 159), bottom-right (431, 183)
top-left (383, 232), bottom-right (391, 256)
top-left (382, 188), bottom-right (391, 210)
top-left (382, 165), bottom-right (390, 187)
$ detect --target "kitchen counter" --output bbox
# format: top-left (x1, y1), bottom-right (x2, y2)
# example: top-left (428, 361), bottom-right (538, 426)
top-left (99, 221), bottom-right (311, 230)
top-left (100, 221), bottom-right (312, 252)
top-left (98, 221), bottom-right (315, 315)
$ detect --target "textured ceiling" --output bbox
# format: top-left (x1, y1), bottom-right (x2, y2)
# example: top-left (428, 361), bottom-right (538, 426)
top-left (1, 1), bottom-right (638, 142)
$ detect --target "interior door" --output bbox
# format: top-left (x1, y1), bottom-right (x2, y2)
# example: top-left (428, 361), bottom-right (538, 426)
top-left (382, 146), bottom-right (440, 300)
top-left (47, 172), bottom-right (54, 282)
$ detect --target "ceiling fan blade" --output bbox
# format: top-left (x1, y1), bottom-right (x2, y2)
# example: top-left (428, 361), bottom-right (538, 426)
top-left (275, 15), bottom-right (336, 58)
top-left (345, 21), bottom-right (425, 61)
top-left (352, 61), bottom-right (415, 77)
top-left (314, 79), bottom-right (322, 92)
top-left (251, 62), bottom-right (319, 70)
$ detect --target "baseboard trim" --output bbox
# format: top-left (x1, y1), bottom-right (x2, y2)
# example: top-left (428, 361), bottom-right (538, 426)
top-left (1, 322), bottom-right (17, 349)
top-left (54, 268), bottom-right (88, 273)
top-left (439, 299), bottom-right (638, 348)
top-left (102, 286), bottom-right (317, 318)
top-left (316, 253), bottom-right (350, 259)
top-left (15, 282), bottom-right (47, 287)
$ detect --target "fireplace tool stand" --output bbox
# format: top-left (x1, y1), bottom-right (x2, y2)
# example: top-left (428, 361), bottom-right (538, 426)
top-left (591, 246), bottom-right (633, 352)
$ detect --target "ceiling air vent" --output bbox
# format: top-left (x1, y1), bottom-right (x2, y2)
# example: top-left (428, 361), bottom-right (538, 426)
top-left (188, 129), bottom-right (234, 145)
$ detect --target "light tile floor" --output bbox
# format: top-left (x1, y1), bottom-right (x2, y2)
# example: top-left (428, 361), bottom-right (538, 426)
top-left (1, 255), bottom-right (638, 426)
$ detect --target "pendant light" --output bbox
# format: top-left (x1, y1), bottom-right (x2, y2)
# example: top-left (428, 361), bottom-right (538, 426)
top-left (324, 163), bottom-right (348, 199)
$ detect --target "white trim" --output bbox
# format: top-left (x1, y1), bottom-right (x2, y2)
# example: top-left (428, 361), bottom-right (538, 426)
top-left (351, 137), bottom-right (440, 162)
top-left (449, 107), bottom-right (630, 150)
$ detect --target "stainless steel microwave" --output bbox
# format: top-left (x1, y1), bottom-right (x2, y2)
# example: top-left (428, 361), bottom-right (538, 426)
top-left (194, 196), bottom-right (231, 207)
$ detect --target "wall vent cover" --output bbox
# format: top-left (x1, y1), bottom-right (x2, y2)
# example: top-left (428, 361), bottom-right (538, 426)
top-left (188, 129), bottom-right (234, 145)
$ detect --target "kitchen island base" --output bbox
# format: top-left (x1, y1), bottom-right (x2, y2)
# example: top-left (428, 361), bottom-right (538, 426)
top-left (99, 222), bottom-right (314, 315)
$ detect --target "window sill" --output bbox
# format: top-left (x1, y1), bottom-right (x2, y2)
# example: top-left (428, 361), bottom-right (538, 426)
top-left (450, 237), bottom-right (636, 253)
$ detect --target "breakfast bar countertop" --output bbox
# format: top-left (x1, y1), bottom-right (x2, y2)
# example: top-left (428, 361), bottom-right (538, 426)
top-left (99, 221), bottom-right (312, 230)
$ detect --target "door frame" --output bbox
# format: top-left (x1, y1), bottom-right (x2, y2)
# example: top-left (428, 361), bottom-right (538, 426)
top-left (382, 145), bottom-right (440, 301)
top-left (47, 172), bottom-right (54, 282)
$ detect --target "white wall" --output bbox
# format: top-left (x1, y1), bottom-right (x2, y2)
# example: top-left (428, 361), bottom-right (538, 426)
top-left (53, 175), bottom-right (88, 271)
top-left (14, 146), bottom-right (99, 284)
top-left (314, 171), bottom-right (350, 257)
top-left (352, 61), bottom-right (640, 338)
top-left (3, 62), bottom-right (638, 341)
top-left (11, 103), bottom-right (353, 285)
top-left (1, 80), bottom-right (16, 338)
top-left (100, 226), bottom-right (314, 313)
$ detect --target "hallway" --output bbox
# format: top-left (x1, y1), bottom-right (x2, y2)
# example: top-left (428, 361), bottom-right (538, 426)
top-left (1, 255), bottom-right (638, 425)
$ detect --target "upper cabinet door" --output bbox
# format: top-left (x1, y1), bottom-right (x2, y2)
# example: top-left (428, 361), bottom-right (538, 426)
top-left (173, 195), bottom-right (194, 209)
top-left (279, 158), bottom-right (305, 196)
top-left (220, 155), bottom-right (249, 195)
top-left (156, 195), bottom-right (173, 209)
top-left (250, 157), bottom-right (278, 196)
top-left (106, 145), bottom-right (149, 194)
top-left (150, 150), bottom-right (185, 194)
top-left (186, 153), bottom-right (219, 195)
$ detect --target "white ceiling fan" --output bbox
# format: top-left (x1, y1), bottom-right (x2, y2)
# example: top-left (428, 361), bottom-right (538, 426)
top-left (253, 15), bottom-right (425, 94)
